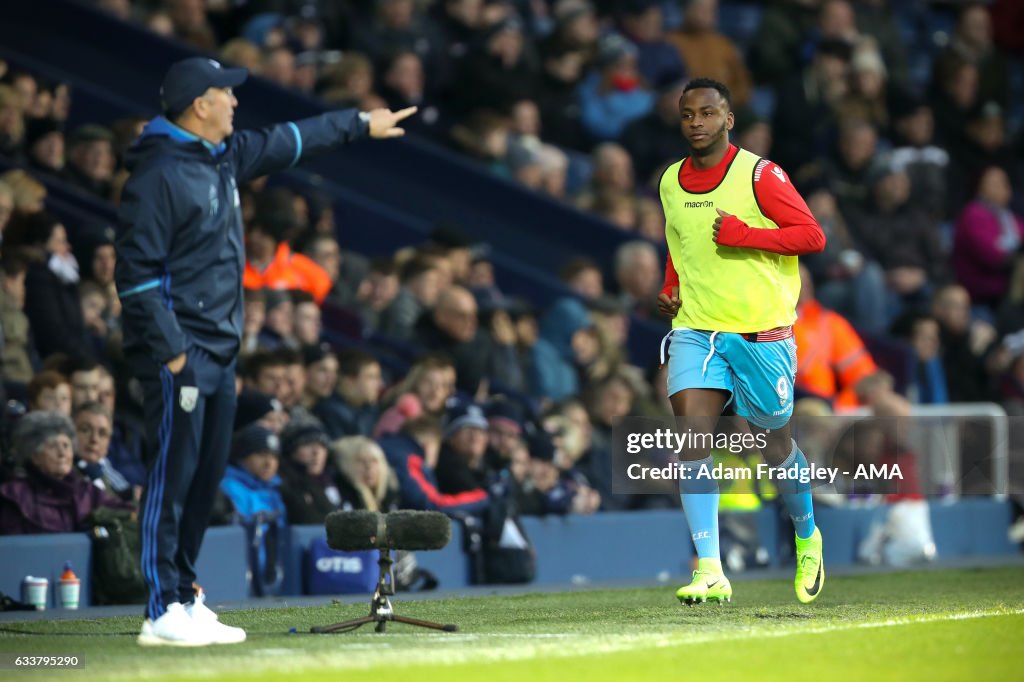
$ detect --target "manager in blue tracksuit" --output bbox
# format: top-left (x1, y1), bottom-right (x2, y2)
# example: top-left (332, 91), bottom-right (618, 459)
top-left (116, 57), bottom-right (415, 646)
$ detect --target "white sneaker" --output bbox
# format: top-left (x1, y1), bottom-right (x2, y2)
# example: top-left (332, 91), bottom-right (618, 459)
top-left (138, 603), bottom-right (212, 647)
top-left (186, 591), bottom-right (246, 644)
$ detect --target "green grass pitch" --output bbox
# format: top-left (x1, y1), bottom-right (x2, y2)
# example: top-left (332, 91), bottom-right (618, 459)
top-left (2, 566), bottom-right (1022, 682)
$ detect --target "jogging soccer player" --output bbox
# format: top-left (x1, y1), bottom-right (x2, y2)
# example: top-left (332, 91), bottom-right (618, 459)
top-left (656, 78), bottom-right (826, 605)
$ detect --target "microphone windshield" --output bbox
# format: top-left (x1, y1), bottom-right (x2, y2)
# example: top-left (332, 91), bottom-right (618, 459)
top-left (325, 510), bottom-right (385, 551)
top-left (385, 510), bottom-right (451, 551)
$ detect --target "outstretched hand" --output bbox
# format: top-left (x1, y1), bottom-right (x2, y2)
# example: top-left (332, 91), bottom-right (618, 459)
top-left (367, 106), bottom-right (418, 139)
top-left (711, 207), bottom-right (732, 243)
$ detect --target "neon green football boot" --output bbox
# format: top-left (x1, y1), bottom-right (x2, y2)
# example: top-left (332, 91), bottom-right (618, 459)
top-left (794, 527), bottom-right (824, 604)
top-left (675, 560), bottom-right (732, 605)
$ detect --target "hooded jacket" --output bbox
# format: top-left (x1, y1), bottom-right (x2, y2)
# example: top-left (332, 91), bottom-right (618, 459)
top-left (116, 111), bottom-right (367, 363)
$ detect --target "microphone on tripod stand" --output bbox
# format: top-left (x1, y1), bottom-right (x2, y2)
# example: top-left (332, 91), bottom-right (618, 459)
top-left (311, 510), bottom-right (458, 634)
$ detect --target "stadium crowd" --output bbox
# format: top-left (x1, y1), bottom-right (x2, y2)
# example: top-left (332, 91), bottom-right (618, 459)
top-left (0, 0), bottom-right (1022, 582)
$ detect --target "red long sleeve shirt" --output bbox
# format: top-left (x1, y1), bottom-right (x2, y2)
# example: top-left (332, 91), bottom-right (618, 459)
top-left (661, 145), bottom-right (824, 296)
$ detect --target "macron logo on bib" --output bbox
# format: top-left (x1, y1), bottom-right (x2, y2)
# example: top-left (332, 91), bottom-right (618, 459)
top-left (683, 200), bottom-right (714, 208)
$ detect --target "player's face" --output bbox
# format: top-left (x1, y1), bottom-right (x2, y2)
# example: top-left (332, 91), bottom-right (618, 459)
top-left (678, 88), bottom-right (733, 156)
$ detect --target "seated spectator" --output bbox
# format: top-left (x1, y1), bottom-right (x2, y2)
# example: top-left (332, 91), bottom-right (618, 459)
top-left (0, 169), bottom-right (46, 216)
top-left (614, 240), bottom-right (662, 318)
top-left (241, 349), bottom-right (288, 405)
top-left (303, 233), bottom-right (370, 308)
top-left (616, 0), bottom-right (686, 91)
top-left (415, 285), bottom-right (497, 398)
top-left (891, 314), bottom-right (949, 405)
top-left (749, 0), bottom-right (821, 85)
top-left (454, 16), bottom-right (538, 119)
top-left (234, 389), bottom-right (289, 434)
top-left (932, 284), bottom-right (998, 402)
top-left (62, 355), bottom-right (103, 410)
top-left (839, 39), bottom-right (892, 135)
top-left (350, 0), bottom-right (443, 80)
top-left (0, 180), bottom-right (14, 238)
top-left (578, 33), bottom-right (655, 142)
top-left (952, 166), bottom-right (1024, 308)
top-left (378, 255), bottom-right (444, 341)
top-left (27, 370), bottom-right (71, 415)
top-left (313, 349), bottom-right (382, 438)
top-left (219, 424), bottom-right (286, 525)
top-left (353, 257), bottom-right (401, 334)
top-left (63, 124), bottom-right (116, 199)
top-left (436, 402), bottom-right (492, 494)
top-left (536, 43), bottom-right (589, 151)
top-left (821, 118), bottom-right (877, 225)
top-left (300, 344), bottom-right (338, 413)
top-left (73, 401), bottom-right (135, 501)
top-left (0, 85), bottom-right (25, 157)
top-left (277, 421), bottom-right (340, 525)
top-left (243, 188), bottom-right (331, 304)
top-left (559, 257), bottom-right (604, 301)
top-left (379, 415), bottom-right (488, 513)
top-left (667, 0), bottom-right (751, 106)
top-left (241, 287), bottom-right (265, 355)
top-left (6, 211), bottom-right (88, 360)
top-left (23, 117), bottom-right (64, 175)
top-left (583, 373), bottom-right (637, 510)
top-left (0, 411), bottom-right (129, 534)
top-left (317, 52), bottom-right (377, 108)
top-left (331, 436), bottom-right (400, 512)
top-left (276, 348), bottom-right (313, 422)
top-left (375, 353), bottom-right (456, 436)
top-left (621, 77), bottom-right (689, 184)
top-left (378, 50), bottom-right (444, 138)
top-left (0, 250), bottom-right (35, 385)
top-left (483, 397), bottom-right (525, 472)
top-left (931, 2), bottom-right (1010, 111)
top-left (794, 265), bottom-right (881, 410)
top-left (292, 291), bottom-right (322, 347)
top-left (95, 366), bottom-right (147, 488)
top-left (801, 185), bottom-right (888, 336)
top-left (888, 96), bottom-right (949, 220)
top-left (531, 297), bottom-right (596, 402)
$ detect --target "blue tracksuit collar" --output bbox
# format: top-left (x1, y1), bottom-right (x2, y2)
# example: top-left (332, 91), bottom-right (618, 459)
top-left (141, 116), bottom-right (227, 157)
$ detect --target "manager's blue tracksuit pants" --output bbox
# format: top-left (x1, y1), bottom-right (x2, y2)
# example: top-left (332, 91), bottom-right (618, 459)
top-left (135, 346), bottom-right (237, 620)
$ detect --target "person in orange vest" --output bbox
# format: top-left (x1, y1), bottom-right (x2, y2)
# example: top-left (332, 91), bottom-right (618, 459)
top-left (795, 264), bottom-right (881, 410)
top-left (243, 187), bottom-right (331, 304)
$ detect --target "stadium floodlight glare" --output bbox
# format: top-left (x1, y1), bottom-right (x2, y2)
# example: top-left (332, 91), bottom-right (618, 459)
top-left (311, 510), bottom-right (458, 634)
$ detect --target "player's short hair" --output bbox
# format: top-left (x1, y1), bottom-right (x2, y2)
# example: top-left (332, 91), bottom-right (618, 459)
top-left (682, 77), bottom-right (732, 109)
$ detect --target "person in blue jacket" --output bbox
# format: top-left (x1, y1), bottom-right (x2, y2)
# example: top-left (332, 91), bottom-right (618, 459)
top-left (378, 415), bottom-right (489, 516)
top-left (118, 56), bottom-right (415, 647)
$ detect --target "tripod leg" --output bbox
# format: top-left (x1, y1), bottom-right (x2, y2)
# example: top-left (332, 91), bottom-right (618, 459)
top-left (310, 615), bottom-right (377, 634)
top-left (391, 615), bottom-right (459, 632)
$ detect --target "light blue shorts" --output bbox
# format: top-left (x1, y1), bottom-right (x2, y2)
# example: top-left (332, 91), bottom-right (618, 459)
top-left (662, 328), bottom-right (797, 430)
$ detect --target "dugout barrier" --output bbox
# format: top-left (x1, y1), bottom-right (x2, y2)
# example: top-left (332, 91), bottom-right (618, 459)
top-left (0, 500), bottom-right (1016, 609)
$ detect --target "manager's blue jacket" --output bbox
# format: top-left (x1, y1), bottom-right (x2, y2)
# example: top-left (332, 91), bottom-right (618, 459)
top-left (115, 111), bottom-right (367, 363)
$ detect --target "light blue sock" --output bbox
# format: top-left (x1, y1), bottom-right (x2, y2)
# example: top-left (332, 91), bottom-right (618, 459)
top-left (679, 455), bottom-right (720, 560)
top-left (774, 440), bottom-right (816, 539)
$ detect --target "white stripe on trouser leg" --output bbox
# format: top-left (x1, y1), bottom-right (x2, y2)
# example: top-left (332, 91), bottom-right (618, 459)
top-left (659, 330), bottom-right (674, 366)
top-left (701, 332), bottom-right (718, 377)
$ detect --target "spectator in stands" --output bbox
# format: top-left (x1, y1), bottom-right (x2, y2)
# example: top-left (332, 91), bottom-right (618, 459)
top-left (277, 420), bottom-right (341, 524)
top-left (262, 46), bottom-right (297, 90)
top-left (317, 52), bottom-right (377, 108)
top-left (350, 0), bottom-right (443, 82)
top-left (0, 180), bottom-right (13, 239)
top-left (243, 188), bottom-right (332, 304)
top-left (76, 227), bottom-right (120, 334)
top-left (166, 0), bottom-right (218, 51)
top-left (773, 39), bottom-right (852, 180)
top-left (292, 291), bottom-right (321, 346)
top-left (0, 85), bottom-right (25, 157)
top-left (276, 348), bottom-right (311, 421)
top-left (667, 0), bottom-right (751, 106)
top-left (331, 436), bottom-right (400, 512)
top-left (64, 124), bottom-right (116, 199)
top-left (888, 95), bottom-right (949, 221)
top-left (579, 33), bottom-right (654, 142)
top-left (353, 257), bottom-right (401, 334)
top-left (483, 397), bottom-right (524, 471)
top-left (379, 254), bottom-right (444, 340)
top-left (0, 410), bottom-right (129, 534)
top-left (932, 284), bottom-right (998, 403)
top-left (375, 354), bottom-right (455, 436)
top-left (840, 40), bottom-right (891, 136)
top-left (380, 415), bottom-right (488, 513)
top-left (536, 43), bottom-right (588, 151)
top-left (437, 402), bottom-right (491, 494)
top-left (733, 109), bottom-right (773, 159)
top-left (415, 285), bottom-right (495, 398)
top-left (891, 313), bottom-right (949, 405)
top-left (853, 162), bottom-right (945, 313)
top-left (953, 166), bottom-right (1024, 308)
top-left (73, 401), bottom-right (135, 501)
top-left (0, 250), bottom-right (35, 385)
top-left (750, 0), bottom-right (823, 85)
top-left (455, 16), bottom-right (538, 119)
top-left (220, 38), bottom-right (263, 74)
top-left (241, 288), bottom-right (265, 355)
top-left (948, 102), bottom-right (1016, 216)
top-left (801, 185), bottom-right (888, 336)
top-left (241, 350), bottom-right (288, 404)
top-left (617, 0), bottom-right (685, 91)
top-left (0, 170), bottom-right (46, 217)
top-left (794, 265), bottom-right (881, 410)
top-left (583, 372), bottom-right (636, 510)
top-left (303, 233), bottom-right (364, 308)
top-left (929, 56), bottom-right (979, 151)
top-left (560, 256), bottom-right (604, 301)
top-left (234, 389), bottom-right (288, 434)
top-left (27, 371), bottom-right (71, 415)
top-left (614, 240), bottom-right (661, 318)
top-left (932, 2), bottom-right (1010, 110)
top-left (23, 117), bottom-right (64, 175)
top-left (531, 297), bottom-right (595, 403)
top-left (65, 355), bottom-right (103, 409)
top-left (379, 51), bottom-right (443, 138)
top-left (7, 211), bottom-right (88, 360)
top-left (257, 289), bottom-right (296, 351)
top-left (429, 223), bottom-right (474, 286)
top-left (579, 142), bottom-right (636, 209)
top-left (622, 77), bottom-right (689, 185)
top-left (300, 343), bottom-right (337, 410)
top-left (95, 365), bottom-right (147, 489)
top-left (314, 349), bottom-right (382, 438)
